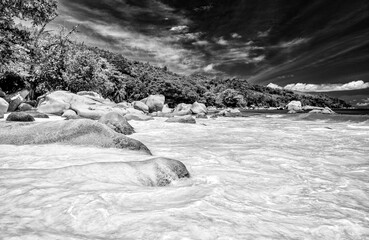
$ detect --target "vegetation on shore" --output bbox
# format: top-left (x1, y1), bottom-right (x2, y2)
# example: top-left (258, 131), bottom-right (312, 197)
top-left (0, 0), bottom-right (350, 109)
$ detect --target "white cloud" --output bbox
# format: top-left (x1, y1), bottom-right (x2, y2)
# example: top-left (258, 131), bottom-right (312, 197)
top-left (231, 33), bottom-right (242, 39)
top-left (267, 83), bottom-right (282, 89)
top-left (203, 64), bottom-right (215, 72)
top-left (216, 36), bottom-right (228, 45)
top-left (170, 25), bottom-right (188, 33)
top-left (284, 80), bottom-right (369, 92)
top-left (192, 40), bottom-right (209, 46)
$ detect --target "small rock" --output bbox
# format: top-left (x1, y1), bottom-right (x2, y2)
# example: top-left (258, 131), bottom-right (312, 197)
top-left (99, 112), bottom-right (134, 135)
top-left (6, 112), bottom-right (35, 122)
top-left (62, 109), bottom-right (78, 119)
top-left (165, 116), bottom-right (196, 124)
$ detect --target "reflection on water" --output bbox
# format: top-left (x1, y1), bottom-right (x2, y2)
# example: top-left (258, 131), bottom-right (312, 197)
top-left (1, 116), bottom-right (369, 239)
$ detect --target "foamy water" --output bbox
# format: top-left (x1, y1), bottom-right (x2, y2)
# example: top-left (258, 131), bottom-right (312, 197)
top-left (1, 116), bottom-right (369, 239)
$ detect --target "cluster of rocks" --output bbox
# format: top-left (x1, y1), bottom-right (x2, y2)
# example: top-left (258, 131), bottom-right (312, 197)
top-left (287, 100), bottom-right (335, 114)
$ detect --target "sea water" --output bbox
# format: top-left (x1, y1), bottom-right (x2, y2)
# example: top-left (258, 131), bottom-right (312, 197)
top-left (0, 116), bottom-right (368, 239)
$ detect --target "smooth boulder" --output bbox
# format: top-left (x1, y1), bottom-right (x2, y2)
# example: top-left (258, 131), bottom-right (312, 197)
top-left (133, 101), bottom-right (149, 113)
top-left (0, 119), bottom-right (151, 154)
top-left (99, 112), bottom-right (134, 135)
top-left (191, 102), bottom-right (207, 115)
top-left (173, 103), bottom-right (192, 116)
top-left (62, 109), bottom-right (79, 119)
top-left (286, 101), bottom-right (302, 111)
top-left (165, 115), bottom-right (196, 124)
top-left (143, 94), bottom-right (165, 113)
top-left (37, 91), bottom-right (125, 119)
top-left (6, 112), bottom-right (35, 122)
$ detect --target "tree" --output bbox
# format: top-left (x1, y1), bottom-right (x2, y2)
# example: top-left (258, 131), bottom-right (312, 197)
top-left (0, 0), bottom-right (58, 96)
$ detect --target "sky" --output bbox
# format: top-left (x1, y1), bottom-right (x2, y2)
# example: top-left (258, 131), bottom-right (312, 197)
top-left (51, 0), bottom-right (369, 106)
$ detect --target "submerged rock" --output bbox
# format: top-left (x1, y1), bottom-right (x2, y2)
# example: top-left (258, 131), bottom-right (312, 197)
top-left (0, 119), bottom-right (151, 154)
top-left (6, 112), bottom-right (35, 122)
top-left (165, 115), bottom-right (196, 124)
top-left (124, 114), bottom-right (154, 121)
top-left (99, 112), bottom-right (134, 135)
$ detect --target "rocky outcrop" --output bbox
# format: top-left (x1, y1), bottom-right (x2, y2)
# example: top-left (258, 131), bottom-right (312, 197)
top-left (142, 94), bottom-right (165, 113)
top-left (133, 101), bottom-right (149, 113)
top-left (6, 112), bottom-right (35, 122)
top-left (165, 115), bottom-right (196, 124)
top-left (190, 102), bottom-right (207, 115)
top-left (37, 91), bottom-right (125, 119)
top-left (0, 98), bottom-right (9, 118)
top-left (286, 101), bottom-right (302, 111)
top-left (0, 119), bottom-right (151, 154)
top-left (99, 112), bottom-right (134, 135)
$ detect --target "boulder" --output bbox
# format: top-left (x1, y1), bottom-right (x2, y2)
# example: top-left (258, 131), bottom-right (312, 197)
top-left (124, 114), bottom-right (154, 121)
top-left (18, 103), bottom-right (33, 111)
top-left (7, 94), bottom-right (23, 112)
top-left (191, 102), bottom-right (207, 115)
top-left (286, 101), bottom-right (302, 111)
top-left (6, 112), bottom-right (35, 122)
top-left (37, 91), bottom-right (71, 115)
top-left (0, 119), bottom-right (151, 154)
top-left (218, 108), bottom-right (242, 117)
top-left (173, 103), bottom-right (192, 116)
top-left (0, 98), bottom-right (9, 118)
top-left (98, 112), bottom-right (134, 135)
top-left (62, 109), bottom-right (78, 119)
top-left (165, 115), bottom-right (196, 124)
top-left (133, 101), bottom-right (149, 113)
top-left (309, 107), bottom-right (335, 115)
top-left (161, 104), bottom-right (173, 114)
top-left (24, 100), bottom-right (37, 107)
top-left (37, 91), bottom-right (123, 119)
top-left (142, 94), bottom-right (165, 112)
